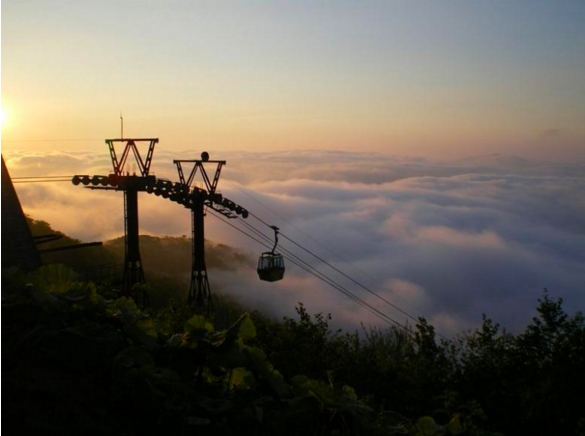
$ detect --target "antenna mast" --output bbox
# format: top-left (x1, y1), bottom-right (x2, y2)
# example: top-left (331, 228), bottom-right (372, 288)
top-left (120, 112), bottom-right (124, 139)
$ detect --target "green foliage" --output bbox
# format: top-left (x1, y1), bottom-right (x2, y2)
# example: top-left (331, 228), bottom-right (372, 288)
top-left (3, 274), bottom-right (408, 435)
top-left (153, 298), bottom-right (194, 335)
top-left (251, 293), bottom-right (584, 436)
top-left (28, 264), bottom-right (80, 293)
top-left (3, 256), bottom-right (583, 436)
top-left (455, 290), bottom-right (585, 435)
top-left (254, 303), bottom-right (341, 381)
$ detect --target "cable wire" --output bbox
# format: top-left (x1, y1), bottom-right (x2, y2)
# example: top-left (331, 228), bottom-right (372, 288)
top-left (12, 171), bottom-right (436, 337)
top-left (241, 206), bottom-right (447, 339)
top-left (208, 209), bottom-right (414, 332)
top-left (238, 185), bottom-right (387, 287)
top-left (3, 138), bottom-right (103, 143)
top-left (12, 179), bottom-right (72, 184)
top-left (246, 208), bottom-right (424, 325)
top-left (12, 176), bottom-right (75, 179)
top-left (279, 232), bottom-right (421, 324)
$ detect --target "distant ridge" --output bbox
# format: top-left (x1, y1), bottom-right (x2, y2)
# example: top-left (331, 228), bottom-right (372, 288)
top-left (1, 155), bottom-right (42, 271)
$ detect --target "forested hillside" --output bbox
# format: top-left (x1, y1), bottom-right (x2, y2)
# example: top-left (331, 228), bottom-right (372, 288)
top-left (3, 218), bottom-right (584, 435)
top-left (26, 217), bottom-right (253, 306)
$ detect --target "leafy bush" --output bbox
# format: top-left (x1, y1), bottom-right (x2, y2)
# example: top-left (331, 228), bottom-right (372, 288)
top-left (4, 269), bottom-right (457, 435)
top-left (4, 263), bottom-right (581, 435)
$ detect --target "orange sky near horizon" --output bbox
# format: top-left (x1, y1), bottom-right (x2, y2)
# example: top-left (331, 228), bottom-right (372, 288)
top-left (2, 1), bottom-right (585, 161)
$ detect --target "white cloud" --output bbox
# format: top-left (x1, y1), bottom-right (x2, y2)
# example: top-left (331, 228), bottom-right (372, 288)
top-left (5, 149), bottom-right (585, 336)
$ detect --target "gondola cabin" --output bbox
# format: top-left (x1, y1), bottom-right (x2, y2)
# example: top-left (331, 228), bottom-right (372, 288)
top-left (257, 252), bottom-right (285, 282)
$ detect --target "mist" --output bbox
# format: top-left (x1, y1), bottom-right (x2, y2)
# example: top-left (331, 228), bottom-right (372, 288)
top-left (4, 149), bottom-right (584, 337)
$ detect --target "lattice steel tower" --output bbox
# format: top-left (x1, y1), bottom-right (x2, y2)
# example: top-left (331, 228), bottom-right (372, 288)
top-left (174, 152), bottom-right (227, 314)
top-left (72, 141), bottom-right (248, 312)
top-left (106, 138), bottom-right (158, 307)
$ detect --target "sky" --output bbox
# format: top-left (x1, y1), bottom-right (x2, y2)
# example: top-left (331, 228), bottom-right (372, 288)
top-left (2, 1), bottom-right (585, 336)
top-left (2, 0), bottom-right (585, 159)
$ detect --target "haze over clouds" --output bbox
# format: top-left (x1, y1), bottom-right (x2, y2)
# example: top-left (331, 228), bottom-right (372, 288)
top-left (4, 150), bottom-right (584, 336)
top-left (2, 0), bottom-right (585, 336)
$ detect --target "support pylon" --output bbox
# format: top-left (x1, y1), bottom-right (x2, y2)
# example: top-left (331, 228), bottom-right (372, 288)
top-left (72, 142), bottom-right (249, 312)
top-left (97, 138), bottom-right (157, 307)
top-left (174, 153), bottom-right (226, 313)
top-left (189, 195), bottom-right (212, 314)
top-left (123, 185), bottom-right (148, 306)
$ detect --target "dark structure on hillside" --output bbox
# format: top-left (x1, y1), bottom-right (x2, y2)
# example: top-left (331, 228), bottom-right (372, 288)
top-left (1, 155), bottom-right (43, 271)
top-left (107, 138), bottom-right (158, 307)
top-left (72, 141), bottom-right (249, 312)
top-left (72, 138), bottom-right (158, 307)
top-left (174, 154), bottom-right (229, 314)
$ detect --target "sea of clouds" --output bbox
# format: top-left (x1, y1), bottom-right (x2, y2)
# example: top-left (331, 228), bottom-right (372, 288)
top-left (4, 148), bottom-right (584, 337)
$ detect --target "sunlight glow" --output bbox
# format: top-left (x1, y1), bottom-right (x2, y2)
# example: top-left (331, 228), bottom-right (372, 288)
top-left (0, 108), bottom-right (8, 128)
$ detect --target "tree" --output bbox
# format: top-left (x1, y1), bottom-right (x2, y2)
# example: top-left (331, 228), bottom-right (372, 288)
top-left (513, 291), bottom-right (585, 435)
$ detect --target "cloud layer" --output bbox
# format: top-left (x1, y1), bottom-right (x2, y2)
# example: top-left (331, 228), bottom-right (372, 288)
top-left (4, 149), bottom-right (585, 336)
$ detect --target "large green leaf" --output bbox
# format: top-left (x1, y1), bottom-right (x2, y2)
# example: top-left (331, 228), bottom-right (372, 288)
top-left (415, 416), bottom-right (442, 436)
top-left (106, 297), bottom-right (145, 325)
top-left (225, 312), bottom-right (257, 341)
top-left (291, 375), bottom-right (311, 396)
top-left (184, 315), bottom-right (214, 334)
top-left (445, 413), bottom-right (466, 435)
top-left (303, 379), bottom-right (337, 408)
top-left (244, 346), bottom-right (268, 370)
top-left (265, 367), bottom-right (291, 399)
top-left (228, 367), bottom-right (254, 390)
top-left (125, 318), bottom-right (159, 349)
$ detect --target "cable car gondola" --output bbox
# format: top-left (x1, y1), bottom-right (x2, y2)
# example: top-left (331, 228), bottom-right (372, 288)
top-left (257, 226), bottom-right (285, 282)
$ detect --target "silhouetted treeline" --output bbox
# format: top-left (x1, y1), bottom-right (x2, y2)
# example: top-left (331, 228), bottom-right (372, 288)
top-left (12, 217), bottom-right (585, 434)
top-left (251, 295), bottom-right (585, 435)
